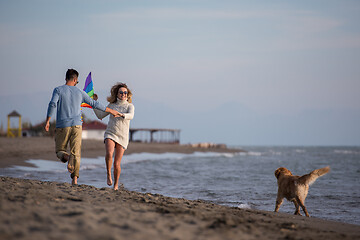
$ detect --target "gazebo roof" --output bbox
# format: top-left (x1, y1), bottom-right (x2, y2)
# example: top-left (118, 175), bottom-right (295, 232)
top-left (8, 110), bottom-right (21, 117)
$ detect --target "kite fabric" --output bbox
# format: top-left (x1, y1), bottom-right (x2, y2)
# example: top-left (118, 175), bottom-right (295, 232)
top-left (81, 72), bottom-right (94, 109)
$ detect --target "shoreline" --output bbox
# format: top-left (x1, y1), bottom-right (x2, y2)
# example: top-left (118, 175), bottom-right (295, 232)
top-left (1, 176), bottom-right (359, 240)
top-left (1, 137), bottom-right (359, 239)
top-left (0, 137), bottom-right (243, 168)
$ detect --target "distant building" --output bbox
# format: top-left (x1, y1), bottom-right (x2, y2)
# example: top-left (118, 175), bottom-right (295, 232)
top-left (22, 120), bottom-right (104, 138)
top-left (130, 128), bottom-right (180, 144)
top-left (82, 120), bottom-right (181, 144)
top-left (82, 120), bottom-right (107, 140)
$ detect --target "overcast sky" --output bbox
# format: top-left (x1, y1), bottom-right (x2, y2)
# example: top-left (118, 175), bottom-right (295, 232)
top-left (1, 0), bottom-right (359, 145)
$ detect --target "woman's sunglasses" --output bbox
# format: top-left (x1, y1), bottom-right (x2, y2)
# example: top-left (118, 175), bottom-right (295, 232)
top-left (119, 91), bottom-right (128, 95)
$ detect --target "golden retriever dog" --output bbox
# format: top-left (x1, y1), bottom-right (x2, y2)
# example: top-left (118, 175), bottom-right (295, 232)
top-left (274, 166), bottom-right (330, 217)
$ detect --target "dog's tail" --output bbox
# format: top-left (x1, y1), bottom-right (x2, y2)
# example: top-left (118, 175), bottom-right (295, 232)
top-left (298, 166), bottom-right (330, 186)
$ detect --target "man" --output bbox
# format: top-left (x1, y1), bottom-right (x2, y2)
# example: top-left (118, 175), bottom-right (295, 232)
top-left (45, 69), bottom-right (120, 185)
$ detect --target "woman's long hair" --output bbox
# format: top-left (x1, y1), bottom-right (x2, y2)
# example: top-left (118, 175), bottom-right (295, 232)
top-left (107, 82), bottom-right (132, 103)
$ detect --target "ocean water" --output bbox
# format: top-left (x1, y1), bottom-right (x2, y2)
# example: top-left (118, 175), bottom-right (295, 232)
top-left (1, 146), bottom-right (359, 225)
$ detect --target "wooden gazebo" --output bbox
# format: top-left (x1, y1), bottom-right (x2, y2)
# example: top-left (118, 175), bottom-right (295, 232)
top-left (7, 110), bottom-right (22, 138)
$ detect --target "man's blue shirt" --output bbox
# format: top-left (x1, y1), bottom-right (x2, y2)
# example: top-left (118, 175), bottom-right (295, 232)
top-left (47, 85), bottom-right (106, 128)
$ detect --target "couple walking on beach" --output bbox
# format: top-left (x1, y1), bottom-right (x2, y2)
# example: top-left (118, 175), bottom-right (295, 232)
top-left (45, 69), bottom-right (135, 189)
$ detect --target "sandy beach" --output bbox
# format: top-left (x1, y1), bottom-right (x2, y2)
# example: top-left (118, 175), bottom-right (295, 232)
top-left (0, 137), bottom-right (359, 240)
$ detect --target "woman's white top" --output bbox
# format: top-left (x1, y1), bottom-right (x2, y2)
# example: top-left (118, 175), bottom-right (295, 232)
top-left (93, 99), bottom-right (135, 149)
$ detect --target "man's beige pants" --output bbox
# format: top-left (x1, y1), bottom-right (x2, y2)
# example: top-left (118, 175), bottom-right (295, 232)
top-left (55, 125), bottom-right (82, 179)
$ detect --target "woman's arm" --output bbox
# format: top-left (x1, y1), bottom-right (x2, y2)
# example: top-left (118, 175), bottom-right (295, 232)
top-left (123, 104), bottom-right (135, 120)
top-left (92, 93), bottom-right (111, 119)
top-left (93, 108), bottom-right (110, 120)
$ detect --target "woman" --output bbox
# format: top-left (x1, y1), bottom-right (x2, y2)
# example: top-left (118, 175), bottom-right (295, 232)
top-left (93, 83), bottom-right (135, 190)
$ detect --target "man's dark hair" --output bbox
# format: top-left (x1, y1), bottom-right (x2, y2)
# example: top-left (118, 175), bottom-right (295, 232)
top-left (65, 69), bottom-right (79, 81)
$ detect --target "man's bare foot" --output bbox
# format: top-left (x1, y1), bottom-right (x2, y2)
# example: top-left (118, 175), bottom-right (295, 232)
top-left (107, 173), bottom-right (113, 186)
top-left (67, 155), bottom-right (75, 173)
top-left (72, 176), bottom-right (78, 185)
top-left (114, 184), bottom-right (118, 190)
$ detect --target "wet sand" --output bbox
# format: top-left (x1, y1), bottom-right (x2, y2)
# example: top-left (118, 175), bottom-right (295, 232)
top-left (0, 137), bottom-right (359, 240)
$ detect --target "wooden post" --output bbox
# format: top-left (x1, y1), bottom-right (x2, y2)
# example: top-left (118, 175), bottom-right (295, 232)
top-left (7, 115), bottom-right (12, 137)
top-left (18, 115), bottom-right (22, 137)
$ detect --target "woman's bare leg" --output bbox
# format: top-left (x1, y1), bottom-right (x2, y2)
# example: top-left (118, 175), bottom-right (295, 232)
top-left (113, 144), bottom-right (125, 190)
top-left (105, 139), bottom-right (115, 186)
top-left (72, 176), bottom-right (77, 185)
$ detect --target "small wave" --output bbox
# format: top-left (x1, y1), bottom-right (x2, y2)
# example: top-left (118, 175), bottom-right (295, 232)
top-left (334, 150), bottom-right (360, 155)
top-left (192, 152), bottom-right (235, 158)
top-left (238, 203), bottom-right (252, 209)
top-left (239, 150), bottom-right (283, 157)
top-left (239, 151), bottom-right (262, 156)
top-left (80, 164), bottom-right (104, 171)
top-left (269, 150), bottom-right (282, 156)
top-left (23, 173), bottom-right (33, 177)
top-left (122, 152), bottom-right (236, 164)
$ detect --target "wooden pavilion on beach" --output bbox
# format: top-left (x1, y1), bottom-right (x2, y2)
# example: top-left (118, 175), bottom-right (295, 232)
top-left (7, 110), bottom-right (22, 138)
top-left (129, 128), bottom-right (180, 144)
top-left (81, 121), bottom-right (181, 144)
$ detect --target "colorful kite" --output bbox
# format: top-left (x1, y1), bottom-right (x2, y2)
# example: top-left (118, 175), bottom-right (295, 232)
top-left (81, 72), bottom-right (94, 109)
